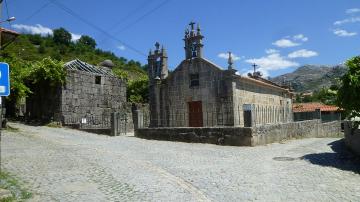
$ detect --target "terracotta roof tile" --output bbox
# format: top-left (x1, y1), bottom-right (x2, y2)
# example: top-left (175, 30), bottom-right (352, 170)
top-left (293, 102), bottom-right (341, 113)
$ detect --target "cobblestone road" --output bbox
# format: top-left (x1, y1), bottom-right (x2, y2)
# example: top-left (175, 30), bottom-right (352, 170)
top-left (2, 122), bottom-right (360, 201)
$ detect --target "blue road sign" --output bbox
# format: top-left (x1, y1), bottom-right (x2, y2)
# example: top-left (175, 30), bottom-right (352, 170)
top-left (0, 63), bottom-right (10, 96)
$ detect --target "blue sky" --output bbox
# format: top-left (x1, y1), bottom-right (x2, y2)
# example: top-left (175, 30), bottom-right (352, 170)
top-left (5, 0), bottom-right (360, 77)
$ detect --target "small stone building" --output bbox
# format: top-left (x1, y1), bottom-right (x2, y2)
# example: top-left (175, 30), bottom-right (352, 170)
top-left (147, 22), bottom-right (293, 128)
top-left (26, 59), bottom-right (128, 125)
top-left (293, 102), bottom-right (342, 122)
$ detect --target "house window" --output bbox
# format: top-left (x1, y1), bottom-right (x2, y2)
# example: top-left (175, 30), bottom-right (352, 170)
top-left (95, 76), bottom-right (101, 84)
top-left (190, 74), bottom-right (199, 87)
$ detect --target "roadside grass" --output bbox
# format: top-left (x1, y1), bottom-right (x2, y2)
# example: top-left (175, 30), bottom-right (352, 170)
top-left (3, 126), bottom-right (20, 132)
top-left (45, 121), bottom-right (62, 128)
top-left (0, 171), bottom-right (32, 202)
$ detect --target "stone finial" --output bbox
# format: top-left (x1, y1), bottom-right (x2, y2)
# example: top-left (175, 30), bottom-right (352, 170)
top-left (155, 42), bottom-right (160, 50)
top-left (228, 51), bottom-right (234, 70)
top-left (185, 29), bottom-right (189, 38)
top-left (161, 45), bottom-right (166, 54)
top-left (197, 23), bottom-right (201, 35)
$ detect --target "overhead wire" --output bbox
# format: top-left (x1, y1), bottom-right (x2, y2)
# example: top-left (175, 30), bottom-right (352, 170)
top-left (99, 0), bottom-right (170, 45)
top-left (22, 0), bottom-right (55, 23)
top-left (108, 0), bottom-right (154, 31)
top-left (48, 0), bottom-right (147, 57)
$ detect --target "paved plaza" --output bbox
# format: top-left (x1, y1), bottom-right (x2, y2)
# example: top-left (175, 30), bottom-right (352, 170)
top-left (2, 122), bottom-right (360, 201)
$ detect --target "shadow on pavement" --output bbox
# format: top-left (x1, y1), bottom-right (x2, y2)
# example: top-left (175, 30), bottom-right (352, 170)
top-left (300, 139), bottom-right (360, 174)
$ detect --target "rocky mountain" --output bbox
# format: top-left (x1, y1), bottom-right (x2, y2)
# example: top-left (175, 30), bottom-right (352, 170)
top-left (270, 64), bottom-right (347, 92)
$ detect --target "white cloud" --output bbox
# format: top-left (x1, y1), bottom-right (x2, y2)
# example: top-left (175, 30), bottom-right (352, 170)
top-left (333, 29), bottom-right (357, 37)
top-left (245, 53), bottom-right (299, 74)
top-left (346, 8), bottom-right (360, 14)
top-left (293, 34), bottom-right (308, 42)
top-left (265, 49), bottom-right (279, 54)
top-left (334, 17), bottom-right (360, 25)
top-left (217, 52), bottom-right (242, 61)
top-left (12, 23), bottom-right (81, 42)
top-left (71, 33), bottom-right (81, 42)
top-left (12, 24), bottom-right (52, 36)
top-left (288, 49), bottom-right (318, 58)
top-left (117, 45), bottom-right (126, 51)
top-left (272, 39), bottom-right (300, 48)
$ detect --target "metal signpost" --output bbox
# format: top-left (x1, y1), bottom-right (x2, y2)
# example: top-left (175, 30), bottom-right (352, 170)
top-left (0, 62), bottom-right (10, 173)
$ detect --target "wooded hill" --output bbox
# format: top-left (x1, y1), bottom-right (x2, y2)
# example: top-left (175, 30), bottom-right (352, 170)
top-left (1, 28), bottom-right (149, 104)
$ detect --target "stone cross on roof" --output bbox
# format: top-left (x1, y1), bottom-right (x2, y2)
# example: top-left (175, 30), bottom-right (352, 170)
top-left (189, 21), bottom-right (196, 30)
top-left (252, 63), bottom-right (258, 74)
top-left (228, 52), bottom-right (234, 70)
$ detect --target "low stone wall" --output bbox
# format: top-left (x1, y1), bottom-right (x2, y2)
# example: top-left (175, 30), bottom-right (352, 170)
top-left (252, 120), bottom-right (342, 145)
top-left (135, 120), bottom-right (342, 146)
top-left (135, 127), bottom-right (253, 146)
top-left (344, 121), bottom-right (360, 156)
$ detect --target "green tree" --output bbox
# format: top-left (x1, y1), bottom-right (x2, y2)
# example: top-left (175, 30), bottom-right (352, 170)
top-left (127, 76), bottom-right (149, 103)
top-left (312, 88), bottom-right (337, 105)
top-left (0, 57), bottom-right (32, 104)
top-left (28, 34), bottom-right (42, 45)
top-left (53, 27), bottom-right (72, 45)
top-left (28, 57), bottom-right (66, 86)
top-left (337, 56), bottom-right (360, 120)
top-left (77, 35), bottom-right (96, 49)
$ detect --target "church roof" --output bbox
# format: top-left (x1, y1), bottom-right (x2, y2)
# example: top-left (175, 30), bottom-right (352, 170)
top-left (65, 59), bottom-right (115, 77)
top-left (293, 102), bottom-right (341, 112)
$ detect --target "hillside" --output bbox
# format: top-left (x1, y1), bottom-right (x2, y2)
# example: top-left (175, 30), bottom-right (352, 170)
top-left (2, 32), bottom-right (147, 80)
top-left (271, 64), bottom-right (347, 92)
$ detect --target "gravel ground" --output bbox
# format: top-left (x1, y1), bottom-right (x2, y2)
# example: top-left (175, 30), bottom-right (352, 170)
top-left (1, 122), bottom-right (360, 202)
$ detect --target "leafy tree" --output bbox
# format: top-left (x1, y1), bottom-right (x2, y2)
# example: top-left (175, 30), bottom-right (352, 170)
top-left (77, 35), bottom-right (96, 49)
top-left (53, 27), bottom-right (72, 45)
top-left (112, 68), bottom-right (129, 80)
top-left (38, 43), bottom-right (46, 54)
top-left (28, 57), bottom-right (66, 86)
top-left (312, 88), bottom-right (337, 105)
top-left (28, 34), bottom-right (42, 45)
top-left (127, 76), bottom-right (149, 103)
top-left (0, 57), bottom-right (31, 104)
top-left (337, 56), bottom-right (360, 120)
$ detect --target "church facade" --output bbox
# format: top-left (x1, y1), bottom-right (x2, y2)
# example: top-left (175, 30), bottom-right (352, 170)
top-left (148, 22), bottom-right (293, 128)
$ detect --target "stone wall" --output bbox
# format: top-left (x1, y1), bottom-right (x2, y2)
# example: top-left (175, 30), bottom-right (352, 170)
top-left (135, 120), bottom-right (342, 146)
top-left (252, 120), bottom-right (342, 145)
top-left (60, 69), bottom-right (127, 124)
top-left (135, 127), bottom-right (253, 146)
top-left (344, 121), bottom-right (360, 156)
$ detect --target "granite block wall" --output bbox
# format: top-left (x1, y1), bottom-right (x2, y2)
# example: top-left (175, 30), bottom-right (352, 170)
top-left (135, 120), bottom-right (342, 146)
top-left (60, 70), bottom-right (127, 124)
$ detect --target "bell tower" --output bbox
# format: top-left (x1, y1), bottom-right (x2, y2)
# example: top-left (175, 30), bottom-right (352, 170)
top-left (147, 42), bottom-right (168, 127)
top-left (184, 22), bottom-right (204, 59)
top-left (148, 42), bottom-right (168, 81)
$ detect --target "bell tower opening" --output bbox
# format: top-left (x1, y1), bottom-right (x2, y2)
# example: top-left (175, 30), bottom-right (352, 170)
top-left (184, 21), bottom-right (204, 59)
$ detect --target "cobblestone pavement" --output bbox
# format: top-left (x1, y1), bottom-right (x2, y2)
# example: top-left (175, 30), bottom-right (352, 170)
top-left (2, 122), bottom-right (360, 202)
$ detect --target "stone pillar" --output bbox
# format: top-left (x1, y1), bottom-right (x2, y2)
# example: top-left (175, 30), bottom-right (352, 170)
top-left (111, 112), bottom-right (118, 136)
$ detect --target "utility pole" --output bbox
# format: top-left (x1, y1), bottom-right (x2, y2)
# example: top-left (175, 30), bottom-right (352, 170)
top-left (0, 0), bottom-right (3, 173)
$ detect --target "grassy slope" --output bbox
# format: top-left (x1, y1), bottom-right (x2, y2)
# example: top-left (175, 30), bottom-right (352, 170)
top-left (2, 34), bottom-right (147, 80)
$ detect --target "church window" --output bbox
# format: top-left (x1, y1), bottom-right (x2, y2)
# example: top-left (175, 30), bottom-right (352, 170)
top-left (190, 74), bottom-right (199, 87)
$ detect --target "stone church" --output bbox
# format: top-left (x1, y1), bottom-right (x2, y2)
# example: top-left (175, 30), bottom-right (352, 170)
top-left (148, 22), bottom-right (293, 128)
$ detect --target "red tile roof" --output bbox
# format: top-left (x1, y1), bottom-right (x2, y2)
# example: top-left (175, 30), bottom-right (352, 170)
top-left (293, 102), bottom-right (341, 113)
top-left (0, 27), bottom-right (19, 35)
